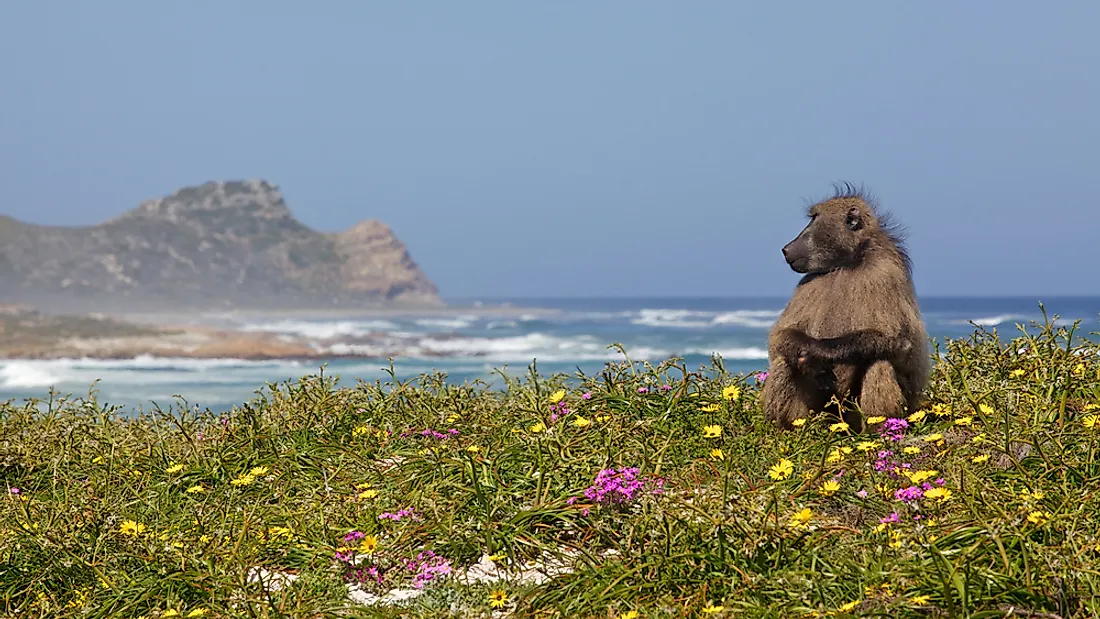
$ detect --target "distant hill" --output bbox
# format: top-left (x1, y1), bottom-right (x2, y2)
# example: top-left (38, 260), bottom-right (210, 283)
top-left (0, 180), bottom-right (441, 311)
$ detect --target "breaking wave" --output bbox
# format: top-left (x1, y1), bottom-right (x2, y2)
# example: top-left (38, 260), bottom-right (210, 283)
top-left (631, 308), bottom-right (780, 329)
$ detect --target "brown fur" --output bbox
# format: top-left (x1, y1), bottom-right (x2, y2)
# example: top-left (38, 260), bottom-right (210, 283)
top-left (763, 183), bottom-right (930, 430)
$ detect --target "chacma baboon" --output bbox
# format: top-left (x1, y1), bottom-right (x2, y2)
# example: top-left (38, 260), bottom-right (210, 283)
top-left (763, 183), bottom-right (929, 430)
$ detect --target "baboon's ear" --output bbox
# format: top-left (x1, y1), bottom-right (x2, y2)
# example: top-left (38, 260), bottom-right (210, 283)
top-left (845, 207), bottom-right (863, 231)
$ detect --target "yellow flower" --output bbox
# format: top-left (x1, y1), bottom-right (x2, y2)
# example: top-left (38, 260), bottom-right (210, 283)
top-left (91, 455), bottom-right (105, 464)
top-left (924, 487), bottom-right (952, 503)
top-left (487, 553), bottom-right (505, 562)
top-left (185, 485), bottom-right (205, 494)
top-left (837, 600), bottom-right (860, 612)
top-left (489, 589), bottom-right (509, 608)
top-left (768, 459), bottom-right (794, 481)
top-left (971, 432), bottom-right (987, 444)
top-left (709, 448), bottom-right (724, 461)
top-left (446, 413), bottom-right (460, 423)
top-left (529, 422), bottom-right (546, 433)
top-left (549, 390), bottom-right (566, 404)
top-left (865, 416), bottom-right (886, 425)
top-left (165, 463), bottom-right (184, 474)
top-left (902, 446), bottom-right (921, 455)
top-left (618, 612), bottom-right (640, 619)
top-left (978, 403), bottom-right (995, 415)
top-left (352, 425), bottom-right (369, 437)
top-left (907, 410), bottom-right (927, 423)
top-left (199, 535), bottom-right (211, 543)
top-left (163, 611), bottom-right (180, 618)
top-left (865, 583), bottom-right (892, 597)
top-left (791, 418), bottom-right (807, 427)
top-left (788, 507), bottom-right (813, 528)
top-left (931, 403), bottom-right (951, 416)
top-left (186, 609), bottom-right (207, 617)
top-left (702, 604), bottom-right (726, 614)
top-left (923, 433), bottom-right (944, 444)
top-left (359, 535), bottom-right (379, 554)
top-left (1010, 369), bottom-right (1025, 377)
top-left (702, 424), bottom-right (722, 438)
top-left (1086, 403), bottom-right (1100, 411)
top-left (888, 529), bottom-right (904, 548)
top-left (466, 445), bottom-right (481, 453)
top-left (596, 414), bottom-right (610, 423)
top-left (119, 520), bottom-right (146, 537)
top-left (249, 466), bottom-right (269, 477)
top-left (1020, 489), bottom-right (1045, 501)
top-left (358, 489), bottom-right (379, 500)
top-left (722, 385), bottom-right (741, 400)
top-left (700, 403), bottom-right (721, 413)
top-left (910, 594), bottom-right (931, 606)
top-left (1073, 362), bottom-right (1086, 376)
top-left (819, 480), bottom-right (841, 496)
top-left (572, 416), bottom-right (592, 428)
top-left (954, 416), bottom-right (973, 426)
top-left (1083, 414), bottom-right (1100, 430)
top-left (971, 454), bottom-right (990, 464)
top-left (268, 526), bottom-right (292, 539)
top-left (856, 441), bottom-right (878, 452)
top-left (904, 470), bottom-right (937, 484)
top-left (230, 474), bottom-right (255, 487)
top-left (829, 422), bottom-right (850, 433)
top-left (1027, 510), bottom-right (1050, 525)
top-left (826, 447), bottom-right (851, 463)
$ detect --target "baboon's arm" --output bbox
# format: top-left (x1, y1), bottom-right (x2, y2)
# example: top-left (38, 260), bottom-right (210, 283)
top-left (774, 327), bottom-right (907, 366)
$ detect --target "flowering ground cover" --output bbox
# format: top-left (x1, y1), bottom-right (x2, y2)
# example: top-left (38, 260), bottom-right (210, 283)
top-left (2, 314), bottom-right (1100, 618)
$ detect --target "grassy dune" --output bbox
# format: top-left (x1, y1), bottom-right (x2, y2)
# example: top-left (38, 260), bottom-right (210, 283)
top-left (2, 312), bottom-right (1100, 618)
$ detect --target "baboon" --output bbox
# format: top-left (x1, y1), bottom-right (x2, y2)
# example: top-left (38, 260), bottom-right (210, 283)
top-left (763, 183), bottom-right (929, 430)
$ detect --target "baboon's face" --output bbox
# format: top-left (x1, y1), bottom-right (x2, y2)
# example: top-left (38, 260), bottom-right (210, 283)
top-left (782, 199), bottom-right (873, 274)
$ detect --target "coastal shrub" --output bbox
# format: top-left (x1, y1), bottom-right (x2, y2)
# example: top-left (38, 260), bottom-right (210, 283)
top-left (1, 312), bottom-right (1099, 618)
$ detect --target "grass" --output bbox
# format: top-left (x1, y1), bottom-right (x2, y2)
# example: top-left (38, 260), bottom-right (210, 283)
top-left (2, 310), bottom-right (1100, 618)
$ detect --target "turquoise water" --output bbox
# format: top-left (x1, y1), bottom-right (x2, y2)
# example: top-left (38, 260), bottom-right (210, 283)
top-left (1, 296), bottom-right (1096, 414)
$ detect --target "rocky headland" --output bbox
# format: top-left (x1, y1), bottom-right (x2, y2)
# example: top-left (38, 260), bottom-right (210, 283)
top-left (0, 179), bottom-right (481, 360)
top-left (0, 179), bottom-right (441, 312)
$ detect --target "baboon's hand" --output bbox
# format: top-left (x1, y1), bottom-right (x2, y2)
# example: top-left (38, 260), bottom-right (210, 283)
top-left (775, 328), bottom-right (827, 368)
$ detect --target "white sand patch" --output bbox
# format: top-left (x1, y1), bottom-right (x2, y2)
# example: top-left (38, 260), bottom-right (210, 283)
top-left (248, 547), bottom-right (615, 608)
top-left (246, 566), bottom-right (298, 592)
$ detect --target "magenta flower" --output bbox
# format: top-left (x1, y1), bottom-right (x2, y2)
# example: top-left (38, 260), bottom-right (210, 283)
top-left (878, 418), bottom-right (910, 442)
top-left (379, 508), bottom-right (421, 522)
top-left (574, 467), bottom-right (664, 513)
top-left (894, 486), bottom-right (925, 503)
top-left (405, 550), bottom-right (452, 589)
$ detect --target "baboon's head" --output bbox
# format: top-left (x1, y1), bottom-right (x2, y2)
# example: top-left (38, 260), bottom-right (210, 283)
top-left (782, 185), bottom-right (885, 274)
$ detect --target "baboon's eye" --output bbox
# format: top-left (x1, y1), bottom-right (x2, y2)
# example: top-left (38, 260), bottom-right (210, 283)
top-left (845, 207), bottom-right (862, 231)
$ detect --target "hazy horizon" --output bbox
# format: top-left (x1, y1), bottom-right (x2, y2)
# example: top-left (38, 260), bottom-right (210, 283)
top-left (3, 2), bottom-right (1099, 299)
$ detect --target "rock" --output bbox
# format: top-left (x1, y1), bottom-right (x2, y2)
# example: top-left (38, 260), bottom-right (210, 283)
top-left (0, 180), bottom-right (441, 311)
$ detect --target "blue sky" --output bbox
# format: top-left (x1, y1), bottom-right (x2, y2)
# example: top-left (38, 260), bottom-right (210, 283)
top-left (2, 2), bottom-right (1098, 299)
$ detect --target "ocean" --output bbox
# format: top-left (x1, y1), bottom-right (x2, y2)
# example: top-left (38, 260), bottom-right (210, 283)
top-left (1, 296), bottom-right (1097, 414)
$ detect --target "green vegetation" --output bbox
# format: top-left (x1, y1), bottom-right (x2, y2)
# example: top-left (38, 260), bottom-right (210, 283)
top-left (2, 311), bottom-right (1100, 618)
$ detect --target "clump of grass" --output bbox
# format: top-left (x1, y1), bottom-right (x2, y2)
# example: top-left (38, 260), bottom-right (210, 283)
top-left (2, 309), bottom-right (1100, 618)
